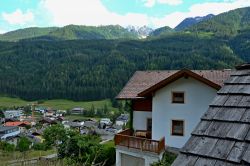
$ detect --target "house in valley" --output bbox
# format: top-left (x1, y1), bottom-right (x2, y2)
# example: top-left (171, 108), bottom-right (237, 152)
top-left (5, 121), bottom-right (31, 133)
top-left (115, 114), bottom-right (129, 126)
top-left (4, 110), bottom-right (23, 120)
top-left (172, 64), bottom-right (250, 165)
top-left (114, 69), bottom-right (232, 166)
top-left (0, 126), bottom-right (20, 140)
top-left (71, 107), bottom-right (85, 115)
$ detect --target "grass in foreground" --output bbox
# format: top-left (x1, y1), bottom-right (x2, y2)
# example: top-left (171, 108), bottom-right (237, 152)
top-left (0, 149), bottom-right (56, 164)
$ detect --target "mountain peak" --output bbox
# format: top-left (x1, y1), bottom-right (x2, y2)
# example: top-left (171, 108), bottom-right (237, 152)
top-left (126, 25), bottom-right (154, 38)
top-left (175, 14), bottom-right (215, 31)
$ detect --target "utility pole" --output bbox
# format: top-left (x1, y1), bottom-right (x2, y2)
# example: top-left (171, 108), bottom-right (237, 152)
top-left (32, 103), bottom-right (36, 123)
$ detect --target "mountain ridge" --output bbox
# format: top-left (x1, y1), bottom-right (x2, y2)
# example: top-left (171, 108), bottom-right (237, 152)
top-left (0, 7), bottom-right (249, 100)
top-left (175, 14), bottom-right (214, 31)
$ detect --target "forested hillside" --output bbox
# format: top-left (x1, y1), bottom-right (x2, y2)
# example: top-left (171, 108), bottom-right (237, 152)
top-left (174, 14), bottom-right (214, 31)
top-left (0, 7), bottom-right (249, 101)
top-left (149, 26), bottom-right (173, 37)
top-left (0, 25), bottom-right (139, 41)
top-left (0, 27), bottom-right (58, 41)
top-left (187, 7), bottom-right (250, 37)
top-left (0, 33), bottom-right (243, 101)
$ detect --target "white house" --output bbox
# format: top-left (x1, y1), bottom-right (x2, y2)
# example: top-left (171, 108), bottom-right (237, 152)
top-left (114, 69), bottom-right (232, 166)
top-left (115, 114), bottom-right (129, 126)
top-left (4, 110), bottom-right (23, 120)
top-left (0, 126), bottom-right (20, 140)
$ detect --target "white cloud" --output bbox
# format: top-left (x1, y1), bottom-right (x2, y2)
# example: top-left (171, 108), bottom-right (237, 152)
top-left (144, 0), bottom-right (155, 7)
top-left (143, 0), bottom-right (183, 7)
top-left (2, 9), bottom-right (34, 25)
top-left (0, 29), bottom-right (6, 34)
top-left (152, 0), bottom-right (250, 28)
top-left (40, 0), bottom-right (150, 27)
top-left (158, 0), bottom-right (183, 5)
top-left (39, 0), bottom-right (250, 29)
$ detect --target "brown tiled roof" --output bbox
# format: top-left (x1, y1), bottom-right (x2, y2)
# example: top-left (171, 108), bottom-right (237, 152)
top-left (172, 66), bottom-right (250, 165)
top-left (5, 121), bottom-right (31, 126)
top-left (116, 69), bottom-right (232, 99)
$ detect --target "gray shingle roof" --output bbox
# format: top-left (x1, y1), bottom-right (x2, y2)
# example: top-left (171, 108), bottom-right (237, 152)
top-left (172, 66), bottom-right (250, 166)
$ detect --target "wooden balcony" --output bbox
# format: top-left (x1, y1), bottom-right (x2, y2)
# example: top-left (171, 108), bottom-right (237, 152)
top-left (114, 129), bottom-right (165, 154)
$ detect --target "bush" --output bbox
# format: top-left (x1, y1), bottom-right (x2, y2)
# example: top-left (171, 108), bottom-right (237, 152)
top-left (0, 141), bottom-right (15, 152)
top-left (151, 152), bottom-right (177, 166)
top-left (33, 143), bottom-right (49, 151)
top-left (37, 100), bottom-right (45, 104)
top-left (16, 137), bottom-right (31, 152)
top-left (96, 143), bottom-right (116, 166)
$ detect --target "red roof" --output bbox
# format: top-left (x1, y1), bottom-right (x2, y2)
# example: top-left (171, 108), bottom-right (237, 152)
top-left (5, 121), bottom-right (31, 126)
top-left (116, 69), bottom-right (233, 99)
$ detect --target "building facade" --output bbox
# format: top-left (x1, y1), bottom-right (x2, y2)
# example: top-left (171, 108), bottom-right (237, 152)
top-left (115, 69), bottom-right (232, 166)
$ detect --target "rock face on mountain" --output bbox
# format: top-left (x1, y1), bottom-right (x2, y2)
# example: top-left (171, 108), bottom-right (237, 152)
top-left (126, 25), bottom-right (154, 38)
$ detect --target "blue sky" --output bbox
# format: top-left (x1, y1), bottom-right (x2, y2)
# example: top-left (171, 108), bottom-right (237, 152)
top-left (0, 0), bottom-right (249, 33)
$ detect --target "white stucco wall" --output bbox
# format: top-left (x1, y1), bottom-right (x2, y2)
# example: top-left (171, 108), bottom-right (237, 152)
top-left (133, 111), bottom-right (152, 131)
top-left (152, 77), bottom-right (217, 148)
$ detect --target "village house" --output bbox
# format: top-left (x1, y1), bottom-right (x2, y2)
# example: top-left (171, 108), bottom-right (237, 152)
top-left (29, 130), bottom-right (45, 143)
top-left (63, 121), bottom-right (82, 131)
top-left (115, 114), bottom-right (129, 126)
top-left (44, 109), bottom-right (56, 117)
top-left (4, 121), bottom-right (31, 133)
top-left (115, 69), bottom-right (232, 166)
top-left (4, 110), bottom-right (23, 120)
top-left (39, 117), bottom-right (57, 126)
top-left (173, 64), bottom-right (250, 165)
top-left (71, 107), bottom-right (85, 114)
top-left (35, 106), bottom-right (47, 114)
top-left (0, 126), bottom-right (20, 140)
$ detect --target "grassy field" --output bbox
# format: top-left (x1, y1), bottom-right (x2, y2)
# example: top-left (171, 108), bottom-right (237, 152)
top-left (40, 99), bottom-right (116, 111)
top-left (0, 96), bottom-right (31, 108)
top-left (0, 149), bottom-right (56, 165)
top-left (0, 96), bottom-right (117, 112)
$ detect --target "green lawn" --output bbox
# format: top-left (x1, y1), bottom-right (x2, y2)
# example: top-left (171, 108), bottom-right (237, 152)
top-left (40, 99), bottom-right (116, 111)
top-left (0, 96), bottom-right (117, 112)
top-left (0, 96), bottom-right (30, 108)
top-left (103, 140), bottom-right (115, 147)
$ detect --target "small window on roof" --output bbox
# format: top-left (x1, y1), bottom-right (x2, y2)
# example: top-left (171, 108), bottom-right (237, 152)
top-left (172, 92), bottom-right (184, 103)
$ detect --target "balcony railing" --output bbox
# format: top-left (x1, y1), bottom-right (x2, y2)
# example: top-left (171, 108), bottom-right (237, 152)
top-left (114, 129), bottom-right (165, 154)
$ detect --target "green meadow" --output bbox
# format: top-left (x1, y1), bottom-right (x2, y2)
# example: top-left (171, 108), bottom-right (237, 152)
top-left (0, 96), bottom-right (117, 111)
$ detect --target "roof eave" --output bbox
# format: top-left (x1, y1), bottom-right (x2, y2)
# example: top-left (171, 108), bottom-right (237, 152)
top-left (138, 69), bottom-right (221, 97)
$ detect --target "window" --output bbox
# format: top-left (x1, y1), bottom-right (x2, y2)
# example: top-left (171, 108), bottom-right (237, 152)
top-left (147, 118), bottom-right (152, 131)
top-left (172, 92), bottom-right (184, 103)
top-left (172, 120), bottom-right (184, 136)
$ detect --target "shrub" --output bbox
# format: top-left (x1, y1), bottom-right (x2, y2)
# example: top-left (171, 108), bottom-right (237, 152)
top-left (33, 143), bottom-right (49, 151)
top-left (0, 141), bottom-right (15, 152)
top-left (16, 137), bottom-right (31, 152)
top-left (96, 142), bottom-right (116, 166)
top-left (151, 152), bottom-right (177, 166)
